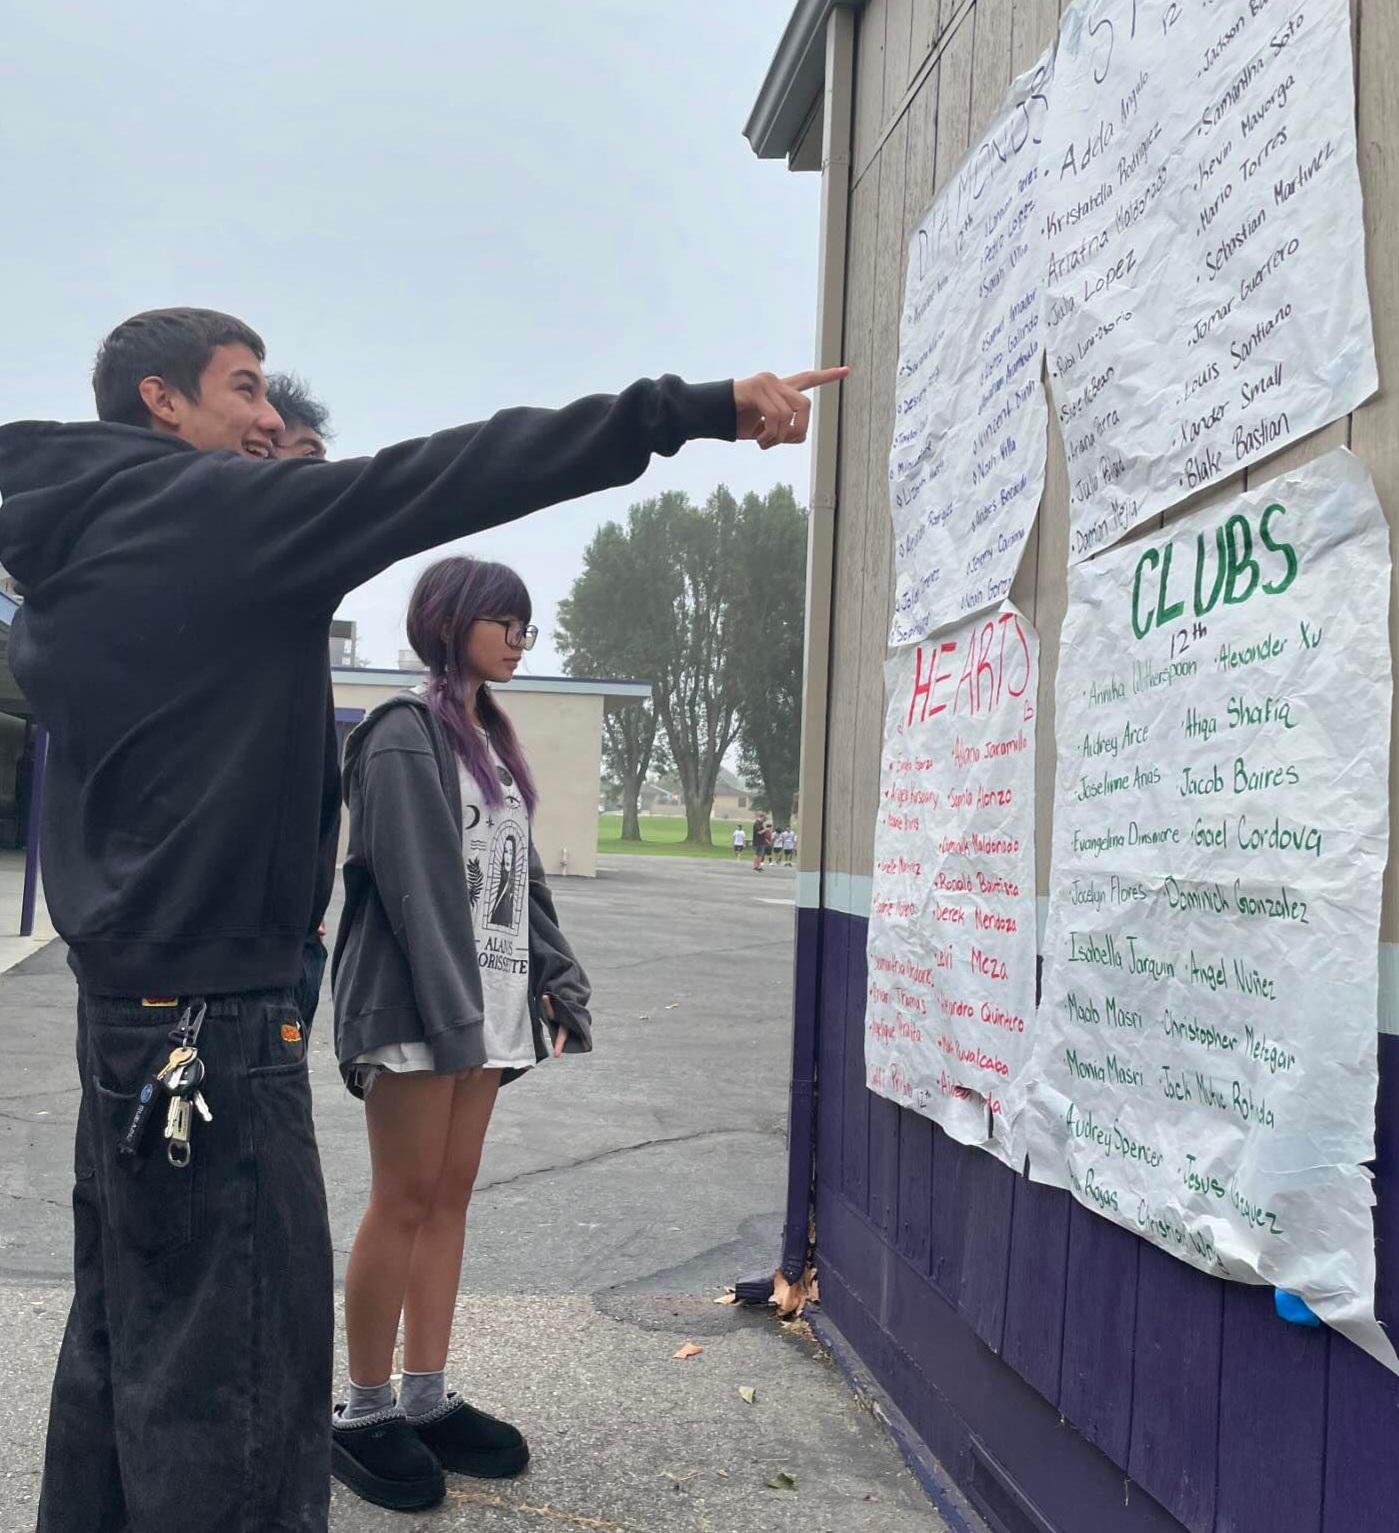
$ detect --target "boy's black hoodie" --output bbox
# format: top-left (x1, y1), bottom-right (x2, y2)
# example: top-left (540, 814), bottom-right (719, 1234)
top-left (0, 377), bottom-right (734, 995)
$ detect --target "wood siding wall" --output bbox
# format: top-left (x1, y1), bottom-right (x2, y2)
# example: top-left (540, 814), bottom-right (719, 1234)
top-left (811, 3), bottom-right (1399, 1531)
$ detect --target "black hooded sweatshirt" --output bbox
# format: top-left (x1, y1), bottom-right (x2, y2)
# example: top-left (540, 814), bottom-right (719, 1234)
top-left (0, 377), bottom-right (735, 995)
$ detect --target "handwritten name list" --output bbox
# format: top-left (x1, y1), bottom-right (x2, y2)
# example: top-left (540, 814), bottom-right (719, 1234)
top-left (1042, 0), bottom-right (1377, 561)
top-left (866, 606), bottom-right (1039, 1164)
top-left (1017, 451), bottom-right (1395, 1370)
top-left (888, 53), bottom-right (1054, 645)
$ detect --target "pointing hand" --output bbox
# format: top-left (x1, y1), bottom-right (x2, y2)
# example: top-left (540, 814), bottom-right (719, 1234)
top-left (733, 367), bottom-right (850, 449)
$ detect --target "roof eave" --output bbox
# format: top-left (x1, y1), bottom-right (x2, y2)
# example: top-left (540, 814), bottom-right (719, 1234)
top-left (743, 0), bottom-right (844, 160)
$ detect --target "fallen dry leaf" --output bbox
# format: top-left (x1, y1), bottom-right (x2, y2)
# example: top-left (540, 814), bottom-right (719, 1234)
top-left (770, 1265), bottom-right (819, 1318)
top-left (674, 1343), bottom-right (704, 1360)
top-left (739, 1386), bottom-right (757, 1405)
top-left (714, 1290), bottom-right (739, 1306)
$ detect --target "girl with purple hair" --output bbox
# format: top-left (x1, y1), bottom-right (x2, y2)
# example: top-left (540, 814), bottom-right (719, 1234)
top-left (329, 556), bottom-right (592, 1511)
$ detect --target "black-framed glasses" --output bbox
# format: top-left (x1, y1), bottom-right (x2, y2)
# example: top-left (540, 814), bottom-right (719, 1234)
top-left (481, 618), bottom-right (538, 651)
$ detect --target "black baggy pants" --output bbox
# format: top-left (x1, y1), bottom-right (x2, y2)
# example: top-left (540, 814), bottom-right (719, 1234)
top-left (37, 989), bottom-right (333, 1533)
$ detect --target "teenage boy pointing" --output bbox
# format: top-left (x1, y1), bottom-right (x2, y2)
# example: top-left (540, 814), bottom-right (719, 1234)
top-left (0, 306), bottom-right (845, 1533)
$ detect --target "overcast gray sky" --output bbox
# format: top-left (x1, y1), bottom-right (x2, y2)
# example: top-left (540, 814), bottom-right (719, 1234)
top-left (1, 0), bottom-right (818, 673)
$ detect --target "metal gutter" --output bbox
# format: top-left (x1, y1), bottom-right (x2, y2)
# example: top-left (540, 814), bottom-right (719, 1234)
top-left (743, 0), bottom-right (855, 161)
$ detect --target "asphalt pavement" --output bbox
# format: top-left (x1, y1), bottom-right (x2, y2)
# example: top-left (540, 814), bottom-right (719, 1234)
top-left (0, 854), bottom-right (944, 1532)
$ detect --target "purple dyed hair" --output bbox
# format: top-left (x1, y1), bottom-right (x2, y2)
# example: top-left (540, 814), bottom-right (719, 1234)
top-left (405, 557), bottom-right (540, 817)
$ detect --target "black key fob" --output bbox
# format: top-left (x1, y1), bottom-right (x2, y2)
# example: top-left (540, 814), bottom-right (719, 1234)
top-left (117, 1076), bottom-right (164, 1163)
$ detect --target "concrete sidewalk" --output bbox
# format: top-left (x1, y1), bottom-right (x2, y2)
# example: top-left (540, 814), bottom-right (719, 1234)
top-left (0, 1289), bottom-right (937, 1533)
top-left (0, 848), bottom-right (53, 978)
top-left (0, 856), bottom-right (945, 1532)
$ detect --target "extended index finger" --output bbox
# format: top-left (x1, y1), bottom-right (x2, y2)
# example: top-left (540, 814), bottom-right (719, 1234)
top-left (782, 366), bottom-right (851, 393)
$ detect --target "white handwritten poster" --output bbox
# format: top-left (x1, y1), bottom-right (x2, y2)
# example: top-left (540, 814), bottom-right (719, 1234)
top-left (866, 606), bottom-right (1039, 1165)
top-left (888, 52), bottom-right (1054, 646)
top-left (1017, 450), bottom-right (1395, 1370)
top-left (1042, 0), bottom-right (1377, 561)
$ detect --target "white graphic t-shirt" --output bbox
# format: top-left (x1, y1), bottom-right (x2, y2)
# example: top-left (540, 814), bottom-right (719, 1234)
top-left (350, 741), bottom-right (536, 1080)
top-left (460, 748), bottom-right (534, 1069)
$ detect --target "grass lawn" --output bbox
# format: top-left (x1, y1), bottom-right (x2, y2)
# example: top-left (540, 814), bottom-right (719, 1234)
top-left (597, 813), bottom-right (755, 860)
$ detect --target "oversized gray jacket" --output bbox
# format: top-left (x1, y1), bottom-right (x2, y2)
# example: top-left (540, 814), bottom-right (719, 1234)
top-left (331, 691), bottom-right (592, 1095)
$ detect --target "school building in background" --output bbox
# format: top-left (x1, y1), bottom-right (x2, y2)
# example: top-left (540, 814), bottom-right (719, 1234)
top-left (748, 5), bottom-right (1399, 1533)
top-left (332, 665), bottom-right (650, 879)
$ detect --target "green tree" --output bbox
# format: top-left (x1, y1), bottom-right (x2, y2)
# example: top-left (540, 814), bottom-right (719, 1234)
top-left (557, 489), bottom-right (745, 846)
top-left (732, 486), bottom-right (807, 828)
top-left (642, 488), bottom-right (744, 844)
top-left (556, 522), bottom-right (664, 842)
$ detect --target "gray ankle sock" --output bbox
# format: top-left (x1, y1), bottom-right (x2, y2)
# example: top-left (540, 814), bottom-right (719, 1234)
top-left (400, 1368), bottom-right (448, 1419)
top-left (342, 1378), bottom-right (396, 1422)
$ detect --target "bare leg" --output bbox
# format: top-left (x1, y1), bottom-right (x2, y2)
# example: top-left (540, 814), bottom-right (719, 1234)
top-left (402, 1069), bottom-right (501, 1372)
top-left (344, 1071), bottom-right (458, 1388)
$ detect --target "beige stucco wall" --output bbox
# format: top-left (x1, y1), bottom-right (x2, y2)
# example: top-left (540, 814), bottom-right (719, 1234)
top-left (493, 691), bottom-right (603, 879)
top-left (331, 679), bottom-right (604, 878)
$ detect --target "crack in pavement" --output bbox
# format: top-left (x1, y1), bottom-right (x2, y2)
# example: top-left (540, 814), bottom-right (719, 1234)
top-left (0, 1086), bottom-right (82, 1106)
top-left (4, 1189), bottom-right (72, 1212)
top-left (474, 1127), bottom-right (783, 1195)
top-left (0, 1110), bottom-right (69, 1128)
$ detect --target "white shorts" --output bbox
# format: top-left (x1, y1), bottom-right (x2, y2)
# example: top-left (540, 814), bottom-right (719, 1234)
top-left (349, 1039), bottom-right (536, 1094)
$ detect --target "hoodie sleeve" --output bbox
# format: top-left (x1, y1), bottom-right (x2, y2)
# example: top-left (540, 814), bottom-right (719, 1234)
top-left (356, 742), bottom-right (485, 1051)
top-left (219, 376), bottom-right (736, 610)
top-left (528, 842), bottom-right (593, 1054)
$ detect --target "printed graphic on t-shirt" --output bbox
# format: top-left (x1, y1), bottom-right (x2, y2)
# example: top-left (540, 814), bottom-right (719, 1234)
top-left (485, 827), bottom-right (524, 934)
top-left (459, 750), bottom-right (534, 1066)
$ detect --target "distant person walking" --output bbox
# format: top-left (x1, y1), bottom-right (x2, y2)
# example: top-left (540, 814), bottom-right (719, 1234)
top-left (732, 825), bottom-right (746, 859)
top-left (752, 814), bottom-right (768, 872)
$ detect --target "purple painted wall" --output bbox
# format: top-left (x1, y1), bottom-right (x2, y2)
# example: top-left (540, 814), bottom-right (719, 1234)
top-left (799, 907), bottom-right (1399, 1533)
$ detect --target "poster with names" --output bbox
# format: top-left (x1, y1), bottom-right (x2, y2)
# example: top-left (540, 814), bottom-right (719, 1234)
top-left (887, 51), bottom-right (1054, 647)
top-left (866, 606), bottom-right (1039, 1165)
top-left (1018, 450), bottom-right (1395, 1370)
top-left (1042, 0), bottom-right (1377, 562)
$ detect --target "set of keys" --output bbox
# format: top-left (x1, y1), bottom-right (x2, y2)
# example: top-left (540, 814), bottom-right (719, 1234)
top-left (158, 1043), bottom-right (213, 1167)
top-left (118, 1000), bottom-right (213, 1170)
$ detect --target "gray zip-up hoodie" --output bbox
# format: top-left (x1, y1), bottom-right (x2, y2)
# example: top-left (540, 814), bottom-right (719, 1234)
top-left (331, 691), bottom-right (592, 1096)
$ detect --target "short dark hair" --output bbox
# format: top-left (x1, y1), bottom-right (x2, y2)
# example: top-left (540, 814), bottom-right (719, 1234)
top-left (92, 307), bottom-right (266, 428)
top-left (266, 372), bottom-right (333, 439)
